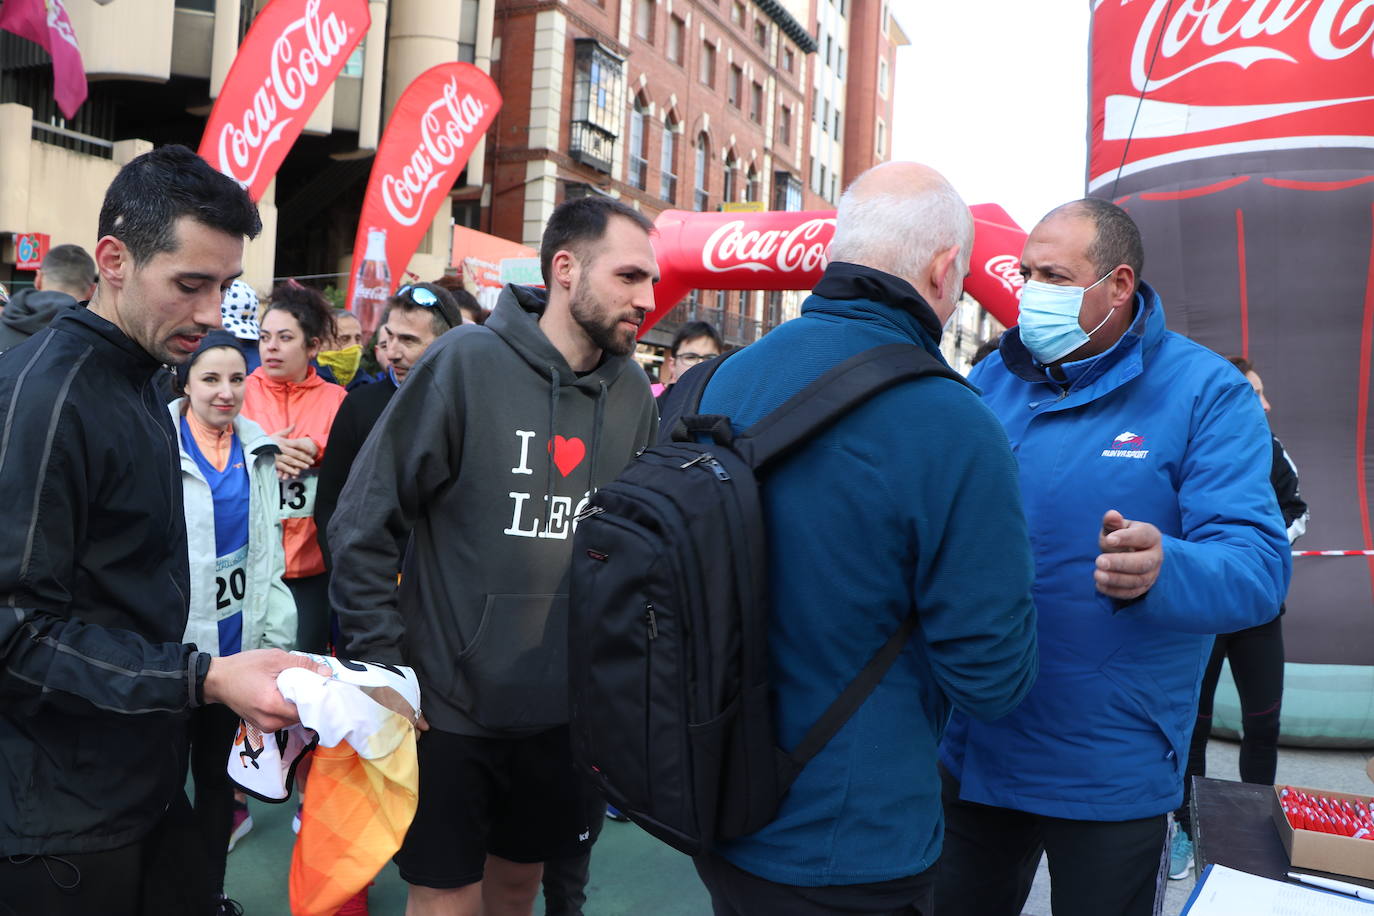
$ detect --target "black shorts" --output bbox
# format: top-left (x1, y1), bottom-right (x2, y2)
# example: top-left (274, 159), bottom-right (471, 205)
top-left (395, 725), bottom-right (596, 889)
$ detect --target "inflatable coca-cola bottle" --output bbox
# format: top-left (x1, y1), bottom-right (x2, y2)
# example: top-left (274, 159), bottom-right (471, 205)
top-left (1087, 2), bottom-right (1374, 702)
top-left (351, 228), bottom-right (391, 341)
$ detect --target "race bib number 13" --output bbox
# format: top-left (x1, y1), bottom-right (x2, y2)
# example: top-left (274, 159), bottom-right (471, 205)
top-left (279, 471), bottom-right (319, 520)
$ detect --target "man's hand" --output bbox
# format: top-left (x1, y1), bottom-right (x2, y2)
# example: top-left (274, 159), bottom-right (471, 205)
top-left (203, 649), bottom-right (331, 733)
top-left (1095, 509), bottom-right (1163, 600)
top-left (269, 427), bottom-right (318, 480)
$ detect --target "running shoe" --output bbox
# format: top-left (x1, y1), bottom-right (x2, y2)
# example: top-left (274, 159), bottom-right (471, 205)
top-left (1169, 826), bottom-right (1194, 880)
top-left (227, 801), bottom-right (253, 853)
top-left (605, 804), bottom-right (631, 823)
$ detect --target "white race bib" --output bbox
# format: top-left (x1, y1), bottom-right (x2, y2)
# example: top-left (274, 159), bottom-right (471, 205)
top-left (278, 470), bottom-right (319, 520)
top-left (214, 543), bottom-right (249, 622)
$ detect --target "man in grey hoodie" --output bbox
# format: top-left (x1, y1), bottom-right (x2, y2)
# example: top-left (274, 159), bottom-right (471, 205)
top-left (329, 196), bottom-right (660, 916)
top-left (0, 244), bottom-right (96, 354)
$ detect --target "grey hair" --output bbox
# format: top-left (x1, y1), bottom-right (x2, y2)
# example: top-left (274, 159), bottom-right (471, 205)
top-left (828, 181), bottom-right (974, 284)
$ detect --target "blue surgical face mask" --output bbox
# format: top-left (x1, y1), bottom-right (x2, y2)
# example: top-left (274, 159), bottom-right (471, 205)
top-left (1016, 271), bottom-right (1115, 364)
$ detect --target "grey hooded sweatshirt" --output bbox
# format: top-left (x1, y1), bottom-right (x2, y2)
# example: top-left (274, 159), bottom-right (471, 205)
top-left (0, 288), bottom-right (80, 353)
top-left (328, 284), bottom-right (657, 737)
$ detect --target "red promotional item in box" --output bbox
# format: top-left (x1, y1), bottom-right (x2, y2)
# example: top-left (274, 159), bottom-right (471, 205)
top-left (1274, 785), bottom-right (1374, 880)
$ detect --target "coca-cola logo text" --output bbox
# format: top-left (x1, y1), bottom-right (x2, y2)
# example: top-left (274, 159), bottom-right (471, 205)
top-left (1129, 0), bottom-right (1374, 92)
top-left (702, 217), bottom-right (834, 275)
top-left (217, 0), bottom-right (353, 189)
top-left (381, 79), bottom-right (488, 227)
top-left (984, 254), bottom-right (1025, 300)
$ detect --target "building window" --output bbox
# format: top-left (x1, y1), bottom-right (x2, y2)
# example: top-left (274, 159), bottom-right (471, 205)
top-left (731, 1), bottom-right (745, 26)
top-left (660, 118), bottom-right (679, 202)
top-left (746, 166), bottom-right (760, 203)
top-left (837, 47), bottom-right (845, 78)
top-left (628, 95), bottom-right (649, 190)
top-left (569, 39), bottom-right (625, 173)
top-left (694, 133), bottom-right (710, 211)
top-left (668, 15), bottom-right (685, 63)
top-left (458, 0), bottom-right (479, 62)
top-left (819, 164), bottom-right (828, 197)
top-left (778, 105), bottom-right (791, 146)
top-left (783, 46), bottom-right (794, 73)
top-left (878, 58), bottom-right (889, 97)
top-left (716, 289), bottom-right (729, 312)
top-left (635, 0), bottom-right (654, 42)
top-left (723, 152), bottom-right (738, 202)
top-left (831, 173), bottom-right (838, 201)
top-left (700, 41), bottom-right (716, 88)
top-left (833, 108), bottom-right (842, 141)
top-left (876, 118), bottom-right (886, 158)
top-left (822, 98), bottom-right (830, 134)
top-left (753, 20), bottom-right (767, 46)
top-left (826, 36), bottom-right (833, 68)
top-left (728, 65), bottom-right (742, 107)
top-left (773, 170), bottom-right (803, 211)
top-left (812, 88), bottom-right (818, 121)
top-left (749, 82), bottom-right (762, 123)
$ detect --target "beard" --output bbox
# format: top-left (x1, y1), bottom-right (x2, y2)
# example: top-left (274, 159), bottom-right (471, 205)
top-left (569, 281), bottom-right (640, 357)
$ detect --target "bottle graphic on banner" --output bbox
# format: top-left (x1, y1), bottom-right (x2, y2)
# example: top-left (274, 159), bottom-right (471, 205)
top-left (352, 228), bottom-right (391, 341)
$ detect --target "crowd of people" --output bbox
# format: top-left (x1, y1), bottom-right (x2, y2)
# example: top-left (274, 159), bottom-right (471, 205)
top-left (0, 143), bottom-right (1299, 916)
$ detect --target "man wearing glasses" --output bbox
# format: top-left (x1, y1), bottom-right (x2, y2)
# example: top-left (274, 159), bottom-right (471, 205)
top-left (656, 320), bottom-right (723, 403)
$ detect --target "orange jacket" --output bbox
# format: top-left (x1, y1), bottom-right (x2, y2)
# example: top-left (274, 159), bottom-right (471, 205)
top-left (242, 366), bottom-right (347, 579)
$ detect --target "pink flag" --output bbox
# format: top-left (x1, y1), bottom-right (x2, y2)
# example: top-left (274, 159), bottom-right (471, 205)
top-left (0, 0), bottom-right (88, 119)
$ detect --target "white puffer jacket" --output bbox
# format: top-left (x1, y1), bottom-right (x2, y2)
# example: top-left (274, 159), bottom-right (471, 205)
top-left (171, 400), bottom-right (296, 654)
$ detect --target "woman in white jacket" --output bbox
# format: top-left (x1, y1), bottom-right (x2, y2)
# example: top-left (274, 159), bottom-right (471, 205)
top-left (171, 330), bottom-right (296, 913)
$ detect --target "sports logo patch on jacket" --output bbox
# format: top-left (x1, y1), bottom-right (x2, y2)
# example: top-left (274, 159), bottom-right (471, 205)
top-left (1101, 430), bottom-right (1149, 459)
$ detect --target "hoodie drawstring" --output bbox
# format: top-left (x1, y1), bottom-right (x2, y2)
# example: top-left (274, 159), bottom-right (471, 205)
top-left (544, 367), bottom-right (559, 515)
top-left (588, 380), bottom-right (607, 492)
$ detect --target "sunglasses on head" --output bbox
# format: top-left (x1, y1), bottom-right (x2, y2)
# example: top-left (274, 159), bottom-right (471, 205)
top-left (397, 284), bottom-right (454, 326)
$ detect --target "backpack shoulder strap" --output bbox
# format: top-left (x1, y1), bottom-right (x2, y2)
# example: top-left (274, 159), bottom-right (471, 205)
top-left (735, 343), bottom-right (966, 469)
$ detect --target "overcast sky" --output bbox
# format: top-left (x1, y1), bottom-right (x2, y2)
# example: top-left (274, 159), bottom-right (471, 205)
top-left (890, 1), bottom-right (1092, 230)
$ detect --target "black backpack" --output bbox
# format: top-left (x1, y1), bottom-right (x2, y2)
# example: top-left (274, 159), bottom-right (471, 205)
top-left (568, 342), bottom-right (964, 856)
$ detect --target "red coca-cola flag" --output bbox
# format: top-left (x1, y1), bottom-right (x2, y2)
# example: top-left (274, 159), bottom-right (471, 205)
top-left (645, 207), bottom-right (1026, 335)
top-left (0, 0), bottom-right (87, 119)
top-left (198, 0), bottom-right (370, 201)
top-left (346, 63), bottom-right (502, 332)
top-left (1089, 0), bottom-right (1374, 193)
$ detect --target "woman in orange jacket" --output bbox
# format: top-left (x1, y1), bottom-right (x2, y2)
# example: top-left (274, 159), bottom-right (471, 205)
top-left (242, 282), bottom-right (347, 653)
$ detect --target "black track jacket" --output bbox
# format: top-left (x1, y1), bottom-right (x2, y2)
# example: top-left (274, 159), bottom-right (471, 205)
top-left (0, 308), bottom-right (209, 856)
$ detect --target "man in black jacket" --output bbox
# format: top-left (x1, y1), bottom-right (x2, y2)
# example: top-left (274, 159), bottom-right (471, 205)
top-left (0, 145), bottom-right (325, 915)
top-left (316, 281), bottom-right (463, 569)
top-left (0, 243), bottom-right (96, 354)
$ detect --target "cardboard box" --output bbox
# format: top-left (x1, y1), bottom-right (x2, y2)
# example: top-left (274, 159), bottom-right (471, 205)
top-left (1271, 784), bottom-right (1374, 881)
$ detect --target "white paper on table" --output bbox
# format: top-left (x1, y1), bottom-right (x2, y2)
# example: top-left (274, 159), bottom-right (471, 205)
top-left (1183, 865), bottom-right (1374, 914)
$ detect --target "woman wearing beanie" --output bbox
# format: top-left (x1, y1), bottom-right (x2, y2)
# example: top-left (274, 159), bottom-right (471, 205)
top-left (220, 279), bottom-right (264, 373)
top-left (242, 281), bottom-right (348, 654)
top-left (172, 332), bottom-right (297, 913)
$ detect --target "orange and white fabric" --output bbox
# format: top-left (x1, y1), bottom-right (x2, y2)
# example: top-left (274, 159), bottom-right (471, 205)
top-left (228, 654), bottom-right (421, 916)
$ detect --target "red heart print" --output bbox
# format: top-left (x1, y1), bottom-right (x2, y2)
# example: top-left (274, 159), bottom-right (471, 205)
top-left (548, 436), bottom-right (586, 477)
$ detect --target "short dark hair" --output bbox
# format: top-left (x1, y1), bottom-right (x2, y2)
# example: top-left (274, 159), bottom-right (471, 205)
top-left (1054, 198), bottom-right (1145, 289)
top-left (382, 282), bottom-right (458, 336)
top-left (97, 145), bottom-right (262, 265)
top-left (430, 274), bottom-right (484, 325)
top-left (670, 321), bottom-right (722, 355)
top-left (266, 280), bottom-right (335, 347)
top-left (1227, 355), bottom-right (1255, 375)
top-left (40, 244), bottom-right (96, 293)
top-left (970, 338), bottom-right (1001, 366)
top-left (539, 196), bottom-right (655, 287)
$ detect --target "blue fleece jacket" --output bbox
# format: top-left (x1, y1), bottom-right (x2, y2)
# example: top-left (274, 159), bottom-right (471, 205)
top-left (940, 282), bottom-right (1290, 821)
top-left (698, 262), bottom-right (1038, 886)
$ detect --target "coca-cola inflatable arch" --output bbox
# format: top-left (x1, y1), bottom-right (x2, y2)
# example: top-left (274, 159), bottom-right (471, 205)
top-left (642, 203), bottom-right (1029, 334)
top-left (1089, 0), bottom-right (1374, 744)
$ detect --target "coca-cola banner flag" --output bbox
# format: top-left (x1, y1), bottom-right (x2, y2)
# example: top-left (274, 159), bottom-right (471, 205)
top-left (0, 0), bottom-right (88, 119)
top-left (346, 63), bottom-right (502, 336)
top-left (198, 0), bottom-right (370, 201)
top-left (1089, 0), bottom-right (1374, 192)
top-left (643, 208), bottom-right (1027, 336)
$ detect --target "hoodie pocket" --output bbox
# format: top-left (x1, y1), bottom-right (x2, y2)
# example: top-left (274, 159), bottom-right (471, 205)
top-left (457, 593), bottom-right (569, 731)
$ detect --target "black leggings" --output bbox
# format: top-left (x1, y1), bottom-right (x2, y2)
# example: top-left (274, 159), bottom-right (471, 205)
top-left (1178, 615), bottom-right (1284, 835)
top-left (190, 701), bottom-right (242, 897)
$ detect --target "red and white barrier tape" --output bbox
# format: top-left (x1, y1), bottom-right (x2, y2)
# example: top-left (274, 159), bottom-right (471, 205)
top-left (1292, 550), bottom-right (1374, 557)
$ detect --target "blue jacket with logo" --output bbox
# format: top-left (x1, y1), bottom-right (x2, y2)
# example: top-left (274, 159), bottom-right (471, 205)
top-left (940, 281), bottom-right (1290, 821)
top-left (697, 263), bottom-right (1039, 885)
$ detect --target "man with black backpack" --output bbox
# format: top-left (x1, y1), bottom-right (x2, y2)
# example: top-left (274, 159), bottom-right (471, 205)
top-left (652, 162), bottom-right (1038, 914)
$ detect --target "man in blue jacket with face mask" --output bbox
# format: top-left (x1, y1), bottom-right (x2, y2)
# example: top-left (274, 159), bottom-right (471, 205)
top-left (935, 199), bottom-right (1290, 916)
